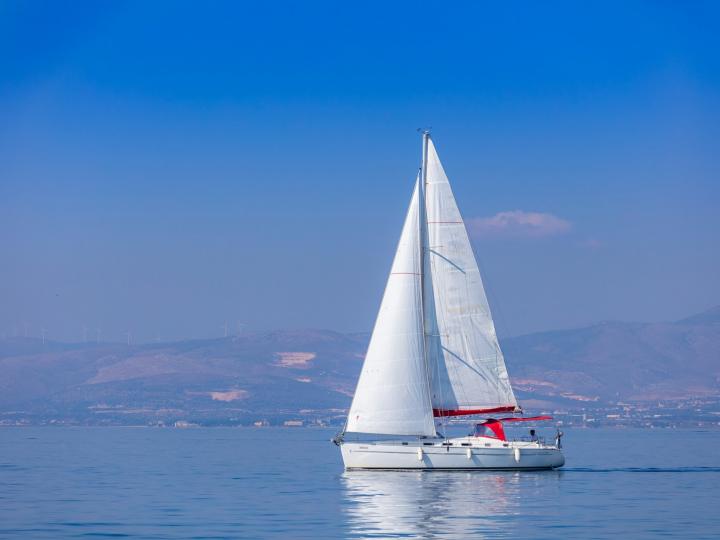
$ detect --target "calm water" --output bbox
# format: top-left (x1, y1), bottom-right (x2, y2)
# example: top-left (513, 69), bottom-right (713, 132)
top-left (1, 427), bottom-right (719, 539)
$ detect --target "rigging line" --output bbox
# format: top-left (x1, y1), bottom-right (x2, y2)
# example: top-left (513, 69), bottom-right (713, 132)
top-left (418, 142), bottom-right (436, 438)
top-left (427, 248), bottom-right (466, 274)
top-left (441, 342), bottom-right (496, 381)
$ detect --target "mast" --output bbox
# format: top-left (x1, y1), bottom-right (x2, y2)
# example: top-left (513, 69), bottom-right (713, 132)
top-left (418, 130), bottom-right (438, 436)
top-left (421, 130), bottom-right (430, 188)
top-left (419, 130), bottom-right (430, 306)
top-left (419, 130), bottom-right (429, 307)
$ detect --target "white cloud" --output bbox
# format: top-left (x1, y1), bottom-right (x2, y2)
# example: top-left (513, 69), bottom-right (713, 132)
top-left (467, 210), bottom-right (572, 238)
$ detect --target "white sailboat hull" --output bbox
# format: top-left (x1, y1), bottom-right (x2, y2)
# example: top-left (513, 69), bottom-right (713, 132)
top-left (341, 437), bottom-right (564, 470)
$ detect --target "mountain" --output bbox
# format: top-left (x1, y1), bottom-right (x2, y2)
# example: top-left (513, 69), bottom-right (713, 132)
top-left (504, 306), bottom-right (720, 408)
top-left (1, 307), bottom-right (718, 425)
top-left (0, 330), bottom-right (367, 425)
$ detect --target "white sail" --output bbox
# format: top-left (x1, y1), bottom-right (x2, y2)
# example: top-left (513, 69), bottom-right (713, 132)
top-left (423, 137), bottom-right (518, 414)
top-left (346, 179), bottom-right (436, 436)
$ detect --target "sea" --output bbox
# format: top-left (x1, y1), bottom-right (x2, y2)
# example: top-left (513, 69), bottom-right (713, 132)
top-left (1, 426), bottom-right (719, 539)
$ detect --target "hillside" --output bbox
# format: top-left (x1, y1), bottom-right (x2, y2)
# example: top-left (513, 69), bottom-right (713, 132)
top-left (505, 306), bottom-right (720, 408)
top-left (1, 307), bottom-right (718, 426)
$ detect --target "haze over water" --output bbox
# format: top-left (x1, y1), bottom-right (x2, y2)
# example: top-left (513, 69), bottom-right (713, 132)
top-left (1, 427), bottom-right (718, 539)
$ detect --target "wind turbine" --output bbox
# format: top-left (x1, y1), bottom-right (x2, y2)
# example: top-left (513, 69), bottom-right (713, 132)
top-left (41, 327), bottom-right (47, 345)
top-left (222, 321), bottom-right (228, 338)
top-left (96, 328), bottom-right (102, 343)
top-left (126, 331), bottom-right (132, 346)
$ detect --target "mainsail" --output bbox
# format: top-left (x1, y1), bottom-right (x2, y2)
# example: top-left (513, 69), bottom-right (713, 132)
top-left (346, 134), bottom-right (518, 436)
top-left (346, 178), bottom-right (436, 436)
top-left (423, 137), bottom-right (518, 416)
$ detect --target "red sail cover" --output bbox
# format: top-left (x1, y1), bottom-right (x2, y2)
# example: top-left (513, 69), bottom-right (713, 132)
top-left (433, 405), bottom-right (518, 417)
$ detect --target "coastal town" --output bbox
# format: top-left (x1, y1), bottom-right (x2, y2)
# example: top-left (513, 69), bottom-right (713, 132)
top-left (2, 396), bottom-right (719, 430)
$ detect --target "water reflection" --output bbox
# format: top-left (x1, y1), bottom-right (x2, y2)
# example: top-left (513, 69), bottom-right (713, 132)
top-left (341, 470), bottom-right (561, 539)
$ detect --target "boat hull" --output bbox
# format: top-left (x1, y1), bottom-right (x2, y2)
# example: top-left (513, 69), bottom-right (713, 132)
top-left (341, 438), bottom-right (564, 470)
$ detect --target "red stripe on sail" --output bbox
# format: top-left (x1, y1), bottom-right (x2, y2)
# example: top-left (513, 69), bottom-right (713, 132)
top-left (433, 406), bottom-right (517, 417)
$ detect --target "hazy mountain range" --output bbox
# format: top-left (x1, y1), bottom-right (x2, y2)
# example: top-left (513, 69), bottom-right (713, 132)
top-left (1, 307), bottom-right (718, 425)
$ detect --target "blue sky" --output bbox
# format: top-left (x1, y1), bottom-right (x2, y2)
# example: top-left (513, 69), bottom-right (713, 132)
top-left (1, 1), bottom-right (718, 342)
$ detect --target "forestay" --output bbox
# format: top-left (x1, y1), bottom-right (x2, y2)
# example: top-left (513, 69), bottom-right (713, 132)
top-left (346, 179), bottom-right (436, 436)
top-left (423, 138), bottom-right (518, 415)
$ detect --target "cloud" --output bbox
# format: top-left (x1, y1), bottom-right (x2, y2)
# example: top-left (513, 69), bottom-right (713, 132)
top-left (467, 210), bottom-right (572, 238)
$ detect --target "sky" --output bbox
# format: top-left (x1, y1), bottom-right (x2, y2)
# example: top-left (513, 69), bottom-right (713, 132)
top-left (1, 1), bottom-right (719, 342)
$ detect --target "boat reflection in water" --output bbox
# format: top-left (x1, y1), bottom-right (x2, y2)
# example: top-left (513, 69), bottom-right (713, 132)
top-left (341, 470), bottom-right (561, 538)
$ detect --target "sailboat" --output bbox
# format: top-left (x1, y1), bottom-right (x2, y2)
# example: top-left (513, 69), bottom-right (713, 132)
top-left (336, 132), bottom-right (565, 470)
